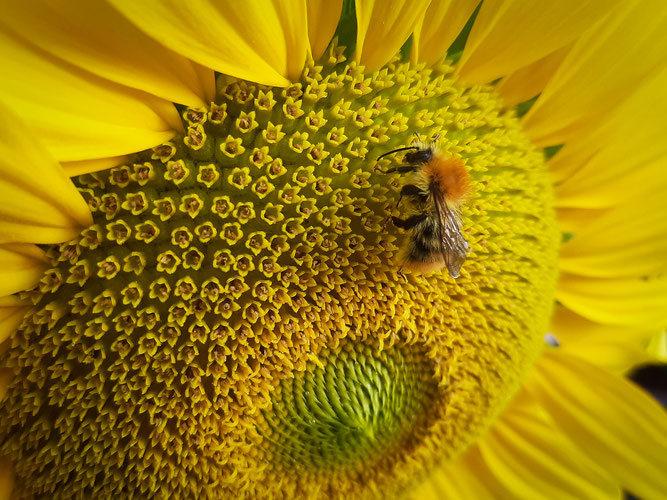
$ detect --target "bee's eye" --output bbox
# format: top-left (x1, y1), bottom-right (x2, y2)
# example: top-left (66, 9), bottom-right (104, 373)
top-left (405, 150), bottom-right (431, 164)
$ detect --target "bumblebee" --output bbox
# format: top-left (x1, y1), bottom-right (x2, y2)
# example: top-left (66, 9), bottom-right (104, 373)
top-left (377, 137), bottom-right (471, 278)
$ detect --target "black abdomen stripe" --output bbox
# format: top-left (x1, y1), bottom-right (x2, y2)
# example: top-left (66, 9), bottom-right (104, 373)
top-left (409, 218), bottom-right (442, 263)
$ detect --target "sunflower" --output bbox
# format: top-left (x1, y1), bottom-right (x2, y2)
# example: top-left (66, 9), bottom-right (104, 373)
top-left (0, 0), bottom-right (666, 498)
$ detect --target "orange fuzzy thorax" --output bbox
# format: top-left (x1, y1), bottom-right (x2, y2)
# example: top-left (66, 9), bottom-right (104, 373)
top-left (423, 155), bottom-right (471, 205)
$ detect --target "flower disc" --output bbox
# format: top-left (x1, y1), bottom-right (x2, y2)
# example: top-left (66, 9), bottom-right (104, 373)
top-left (0, 46), bottom-right (559, 498)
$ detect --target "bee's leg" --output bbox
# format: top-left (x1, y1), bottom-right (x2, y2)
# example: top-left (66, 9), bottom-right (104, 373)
top-left (390, 185), bottom-right (427, 221)
top-left (398, 184), bottom-right (425, 203)
top-left (383, 184), bottom-right (423, 228)
top-left (391, 213), bottom-right (428, 230)
top-left (374, 164), bottom-right (419, 174)
top-left (392, 185), bottom-right (426, 217)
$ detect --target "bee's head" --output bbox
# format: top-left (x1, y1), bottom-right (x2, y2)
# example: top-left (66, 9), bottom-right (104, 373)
top-left (403, 146), bottom-right (433, 165)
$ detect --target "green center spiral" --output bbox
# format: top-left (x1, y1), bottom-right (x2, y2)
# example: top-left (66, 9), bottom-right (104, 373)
top-left (261, 343), bottom-right (437, 470)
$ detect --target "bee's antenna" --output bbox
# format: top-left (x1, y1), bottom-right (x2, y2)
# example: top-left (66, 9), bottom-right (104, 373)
top-left (377, 146), bottom-right (418, 162)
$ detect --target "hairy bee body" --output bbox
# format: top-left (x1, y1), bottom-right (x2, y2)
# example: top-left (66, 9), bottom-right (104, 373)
top-left (393, 211), bottom-right (446, 272)
top-left (378, 140), bottom-right (471, 278)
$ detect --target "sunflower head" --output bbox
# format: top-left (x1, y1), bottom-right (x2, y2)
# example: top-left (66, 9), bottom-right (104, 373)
top-left (0, 40), bottom-right (559, 497)
top-left (2, 0), bottom-right (666, 499)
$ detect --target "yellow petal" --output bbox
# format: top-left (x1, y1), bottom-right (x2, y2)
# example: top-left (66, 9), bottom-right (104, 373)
top-left (559, 192), bottom-right (667, 278)
top-left (0, 456), bottom-right (12, 500)
top-left (407, 469), bottom-right (460, 500)
top-left (553, 68), bottom-right (667, 207)
top-left (557, 272), bottom-right (667, 329)
top-left (412, 0), bottom-right (479, 65)
top-left (479, 407), bottom-right (621, 499)
top-left (646, 330), bottom-right (667, 361)
top-left (547, 146), bottom-right (591, 186)
top-left (62, 155), bottom-right (129, 177)
top-left (522, 1), bottom-right (667, 146)
top-left (110, 0), bottom-right (309, 86)
top-left (0, 103), bottom-right (92, 243)
top-left (548, 67), bottom-right (667, 187)
top-left (551, 305), bottom-right (659, 374)
top-left (272, 1), bottom-right (311, 80)
top-left (552, 303), bottom-right (653, 347)
top-left (556, 157), bottom-right (665, 210)
top-left (355, 0), bottom-right (432, 71)
top-left (529, 351), bottom-right (667, 500)
top-left (1, 0), bottom-right (214, 107)
top-left (556, 206), bottom-right (607, 235)
top-left (410, 447), bottom-right (507, 500)
top-left (307, 0), bottom-right (343, 61)
top-left (561, 342), bottom-right (658, 376)
top-left (0, 368), bottom-right (12, 400)
top-left (456, 0), bottom-right (622, 84)
top-left (496, 44), bottom-right (572, 108)
top-left (191, 61), bottom-right (217, 104)
top-left (0, 244), bottom-right (48, 297)
top-left (0, 295), bottom-right (29, 345)
top-left (0, 29), bottom-right (179, 162)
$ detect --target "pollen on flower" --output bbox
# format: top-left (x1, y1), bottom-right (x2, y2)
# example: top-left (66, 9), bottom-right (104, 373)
top-left (0, 41), bottom-right (558, 499)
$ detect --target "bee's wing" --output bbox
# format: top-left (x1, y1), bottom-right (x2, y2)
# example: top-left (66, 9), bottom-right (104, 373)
top-left (431, 185), bottom-right (468, 278)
